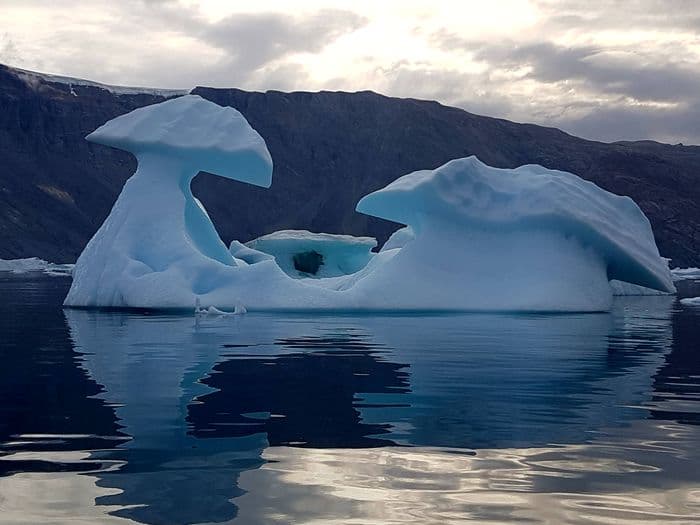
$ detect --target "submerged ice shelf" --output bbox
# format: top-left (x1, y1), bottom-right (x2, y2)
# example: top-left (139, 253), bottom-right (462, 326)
top-left (245, 230), bottom-right (377, 279)
top-left (64, 95), bottom-right (675, 312)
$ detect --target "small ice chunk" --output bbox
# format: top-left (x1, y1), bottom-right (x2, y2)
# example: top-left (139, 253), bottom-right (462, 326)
top-left (195, 297), bottom-right (246, 315)
top-left (680, 297), bottom-right (700, 306)
top-left (195, 304), bottom-right (231, 316)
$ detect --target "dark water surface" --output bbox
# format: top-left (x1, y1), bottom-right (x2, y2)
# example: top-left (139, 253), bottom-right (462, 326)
top-left (1, 275), bottom-right (699, 524)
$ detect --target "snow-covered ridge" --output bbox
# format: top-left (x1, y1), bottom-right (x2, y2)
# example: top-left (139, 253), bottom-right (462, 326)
top-left (9, 66), bottom-right (190, 97)
top-left (0, 257), bottom-right (73, 276)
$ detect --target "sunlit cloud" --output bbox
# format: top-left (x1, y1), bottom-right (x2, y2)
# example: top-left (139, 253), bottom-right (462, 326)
top-left (1, 0), bottom-right (699, 143)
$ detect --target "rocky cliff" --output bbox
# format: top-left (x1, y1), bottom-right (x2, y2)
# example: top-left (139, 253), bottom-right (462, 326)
top-left (1, 64), bottom-right (698, 266)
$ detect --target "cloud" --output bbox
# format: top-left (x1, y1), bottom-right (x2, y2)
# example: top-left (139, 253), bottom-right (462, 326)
top-left (201, 9), bottom-right (367, 75)
top-left (0, 33), bottom-right (20, 64)
top-left (556, 101), bottom-right (700, 145)
top-left (535, 0), bottom-right (700, 32)
top-left (0, 1), bottom-right (366, 91)
top-left (3, 0), bottom-right (700, 144)
top-left (472, 42), bottom-right (700, 103)
top-left (425, 1), bottom-right (700, 144)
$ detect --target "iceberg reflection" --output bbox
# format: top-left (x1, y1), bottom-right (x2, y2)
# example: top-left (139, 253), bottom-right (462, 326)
top-left (53, 297), bottom-right (682, 523)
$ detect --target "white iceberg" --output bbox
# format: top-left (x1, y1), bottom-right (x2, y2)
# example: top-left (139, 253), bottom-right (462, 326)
top-left (355, 157), bottom-right (675, 310)
top-left (680, 297), bottom-right (700, 306)
top-left (194, 298), bottom-right (247, 316)
top-left (246, 230), bottom-right (376, 278)
top-left (64, 96), bottom-right (674, 312)
top-left (0, 257), bottom-right (74, 276)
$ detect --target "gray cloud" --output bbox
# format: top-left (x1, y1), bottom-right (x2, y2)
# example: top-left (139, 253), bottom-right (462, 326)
top-left (4, 0), bottom-right (700, 144)
top-left (426, 0), bottom-right (700, 145)
top-left (473, 42), bottom-right (700, 103)
top-left (2, 1), bottom-right (365, 90)
top-left (202, 9), bottom-right (366, 74)
top-left (536, 0), bottom-right (700, 32)
top-left (557, 101), bottom-right (700, 145)
top-left (117, 4), bottom-right (366, 87)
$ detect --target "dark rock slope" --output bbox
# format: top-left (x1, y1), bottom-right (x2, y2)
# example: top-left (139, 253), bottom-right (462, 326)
top-left (1, 64), bottom-right (698, 266)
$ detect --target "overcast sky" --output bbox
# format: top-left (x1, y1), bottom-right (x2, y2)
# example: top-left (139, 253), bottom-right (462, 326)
top-left (2, 0), bottom-right (700, 144)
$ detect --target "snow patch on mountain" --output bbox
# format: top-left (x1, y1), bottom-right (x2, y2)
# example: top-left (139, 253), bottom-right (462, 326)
top-left (10, 66), bottom-right (189, 97)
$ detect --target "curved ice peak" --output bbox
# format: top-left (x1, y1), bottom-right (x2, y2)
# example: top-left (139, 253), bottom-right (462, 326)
top-left (87, 94), bottom-right (272, 188)
top-left (357, 156), bottom-right (675, 296)
top-left (84, 94), bottom-right (272, 268)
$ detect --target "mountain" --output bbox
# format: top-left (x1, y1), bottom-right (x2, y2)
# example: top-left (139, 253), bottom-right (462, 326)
top-left (1, 64), bottom-right (698, 267)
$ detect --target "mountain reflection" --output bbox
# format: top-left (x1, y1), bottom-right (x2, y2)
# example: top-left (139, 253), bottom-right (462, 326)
top-left (649, 302), bottom-right (700, 425)
top-left (188, 333), bottom-right (410, 447)
top-left (0, 278), bottom-right (123, 477)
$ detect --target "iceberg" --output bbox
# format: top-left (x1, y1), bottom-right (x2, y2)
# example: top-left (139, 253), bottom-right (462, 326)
top-left (681, 297), bottom-right (700, 306)
top-left (356, 157), bottom-right (675, 310)
top-left (64, 96), bottom-right (675, 312)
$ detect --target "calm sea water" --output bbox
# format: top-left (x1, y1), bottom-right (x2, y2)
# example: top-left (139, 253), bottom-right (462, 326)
top-left (1, 275), bottom-right (699, 524)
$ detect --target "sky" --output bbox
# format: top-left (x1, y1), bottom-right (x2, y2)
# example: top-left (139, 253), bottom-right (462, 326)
top-left (2, 0), bottom-right (700, 145)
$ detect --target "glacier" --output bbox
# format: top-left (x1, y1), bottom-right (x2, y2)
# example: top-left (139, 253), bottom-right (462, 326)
top-left (64, 95), bottom-right (675, 312)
